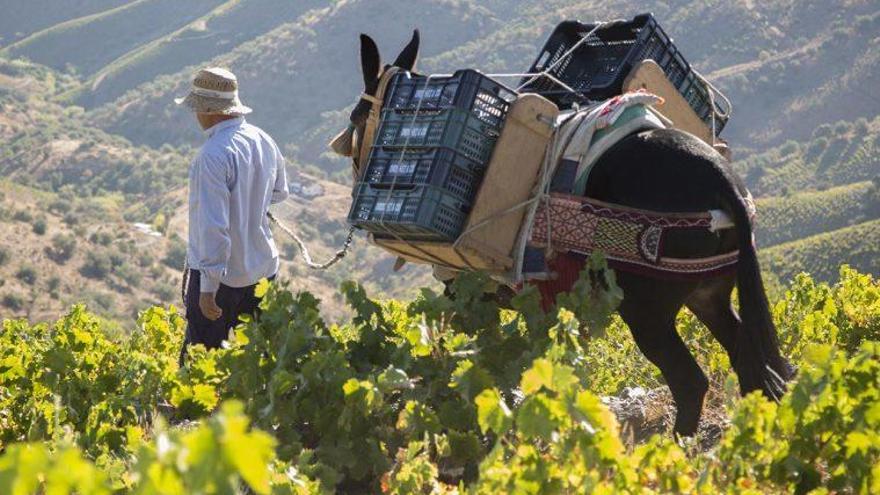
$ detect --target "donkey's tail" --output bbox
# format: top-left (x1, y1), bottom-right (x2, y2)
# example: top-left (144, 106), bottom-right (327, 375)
top-left (723, 182), bottom-right (794, 400)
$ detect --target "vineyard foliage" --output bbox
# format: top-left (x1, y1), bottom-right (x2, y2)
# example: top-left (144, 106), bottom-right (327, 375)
top-left (1, 263), bottom-right (879, 493)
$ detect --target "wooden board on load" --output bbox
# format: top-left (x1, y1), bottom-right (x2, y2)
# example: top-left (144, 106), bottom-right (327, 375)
top-left (623, 60), bottom-right (715, 146)
top-left (373, 93), bottom-right (560, 272)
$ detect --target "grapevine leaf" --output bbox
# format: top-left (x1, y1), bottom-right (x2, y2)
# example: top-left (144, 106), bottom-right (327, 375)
top-left (475, 388), bottom-right (512, 435)
top-left (517, 395), bottom-right (558, 440)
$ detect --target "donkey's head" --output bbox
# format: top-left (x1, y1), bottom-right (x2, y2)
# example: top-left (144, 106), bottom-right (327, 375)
top-left (329, 30), bottom-right (420, 170)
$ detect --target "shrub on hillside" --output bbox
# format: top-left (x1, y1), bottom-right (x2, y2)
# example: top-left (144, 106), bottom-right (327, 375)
top-left (779, 140), bottom-right (800, 156)
top-left (137, 251), bottom-right (154, 268)
top-left (47, 198), bottom-right (72, 215)
top-left (819, 135), bottom-right (851, 170)
top-left (32, 217), bottom-right (48, 236)
top-left (12, 210), bottom-right (33, 223)
top-left (15, 265), bottom-right (37, 285)
top-left (47, 276), bottom-right (61, 299)
top-left (115, 262), bottom-right (142, 288)
top-left (867, 177), bottom-right (880, 213)
top-left (89, 231), bottom-right (113, 246)
top-left (63, 212), bottom-right (80, 227)
top-left (80, 250), bottom-right (112, 279)
top-left (0, 246), bottom-right (9, 266)
top-left (805, 137), bottom-right (828, 162)
top-left (163, 236), bottom-right (187, 270)
top-left (1, 293), bottom-right (24, 311)
top-left (152, 283), bottom-right (177, 302)
top-left (832, 120), bottom-right (851, 135)
top-left (83, 289), bottom-right (114, 312)
top-left (108, 252), bottom-right (125, 270)
top-left (47, 234), bottom-right (76, 263)
top-left (854, 117), bottom-right (870, 137)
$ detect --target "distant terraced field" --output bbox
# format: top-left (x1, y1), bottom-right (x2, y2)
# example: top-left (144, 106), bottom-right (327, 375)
top-left (760, 219), bottom-right (880, 282)
top-left (756, 181), bottom-right (875, 247)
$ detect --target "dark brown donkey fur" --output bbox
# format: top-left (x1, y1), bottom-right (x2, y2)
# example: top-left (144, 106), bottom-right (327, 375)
top-left (334, 30), bottom-right (795, 436)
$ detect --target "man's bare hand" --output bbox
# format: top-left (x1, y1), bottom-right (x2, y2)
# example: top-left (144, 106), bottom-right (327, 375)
top-left (199, 292), bottom-right (223, 321)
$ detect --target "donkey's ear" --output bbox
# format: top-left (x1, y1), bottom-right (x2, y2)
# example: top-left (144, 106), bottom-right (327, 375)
top-left (392, 29), bottom-right (420, 71)
top-left (360, 33), bottom-right (381, 91)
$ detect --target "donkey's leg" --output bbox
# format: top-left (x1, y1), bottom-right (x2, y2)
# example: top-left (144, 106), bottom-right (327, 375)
top-left (687, 274), bottom-right (797, 391)
top-left (685, 274), bottom-right (739, 359)
top-left (616, 274), bottom-right (709, 436)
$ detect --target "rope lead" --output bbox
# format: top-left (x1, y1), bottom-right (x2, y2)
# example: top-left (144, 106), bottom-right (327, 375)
top-left (181, 212), bottom-right (355, 306)
top-left (268, 211), bottom-right (355, 270)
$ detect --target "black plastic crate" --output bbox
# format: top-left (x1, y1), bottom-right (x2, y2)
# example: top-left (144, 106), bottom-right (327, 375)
top-left (348, 183), bottom-right (471, 242)
top-left (385, 69), bottom-right (516, 129)
top-left (374, 107), bottom-right (504, 164)
top-left (521, 13), bottom-right (728, 134)
top-left (363, 147), bottom-right (486, 202)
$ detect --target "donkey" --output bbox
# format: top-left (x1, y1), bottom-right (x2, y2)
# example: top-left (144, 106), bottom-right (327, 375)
top-left (332, 30), bottom-right (794, 436)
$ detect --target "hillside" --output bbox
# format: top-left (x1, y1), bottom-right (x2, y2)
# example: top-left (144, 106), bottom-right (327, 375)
top-left (0, 56), bottom-right (434, 324)
top-left (0, 180), bottom-right (182, 325)
top-left (66, 0), bottom-right (880, 175)
top-left (760, 219), bottom-right (880, 283)
top-left (0, 1), bottom-right (878, 326)
top-left (755, 181), bottom-right (877, 246)
top-left (1, 0), bottom-right (225, 80)
top-left (85, 0), bottom-right (502, 164)
top-left (0, 1), bottom-right (129, 45)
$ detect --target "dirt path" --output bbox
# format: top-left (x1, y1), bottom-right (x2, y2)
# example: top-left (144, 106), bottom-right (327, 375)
top-left (706, 35), bottom-right (827, 81)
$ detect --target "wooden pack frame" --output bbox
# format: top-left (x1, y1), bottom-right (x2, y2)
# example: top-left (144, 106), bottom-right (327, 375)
top-left (622, 60), bottom-right (715, 145)
top-left (368, 61), bottom-right (718, 272)
top-left (373, 93), bottom-right (560, 272)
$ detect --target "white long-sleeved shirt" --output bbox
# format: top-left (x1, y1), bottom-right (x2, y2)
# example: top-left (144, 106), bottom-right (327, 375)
top-left (187, 117), bottom-right (289, 292)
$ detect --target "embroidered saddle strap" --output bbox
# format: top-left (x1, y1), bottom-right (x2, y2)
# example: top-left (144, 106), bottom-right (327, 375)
top-left (529, 193), bottom-right (740, 277)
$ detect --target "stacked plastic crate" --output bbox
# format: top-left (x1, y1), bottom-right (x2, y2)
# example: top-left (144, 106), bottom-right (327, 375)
top-left (520, 13), bottom-right (729, 134)
top-left (348, 70), bottom-right (517, 242)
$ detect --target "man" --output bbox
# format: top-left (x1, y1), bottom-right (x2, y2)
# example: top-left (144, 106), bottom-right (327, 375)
top-left (175, 67), bottom-right (288, 355)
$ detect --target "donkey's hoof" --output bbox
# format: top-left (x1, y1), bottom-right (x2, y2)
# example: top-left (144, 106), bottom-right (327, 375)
top-left (673, 413), bottom-right (701, 437)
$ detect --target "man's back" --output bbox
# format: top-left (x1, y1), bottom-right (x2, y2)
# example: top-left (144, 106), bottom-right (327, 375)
top-left (187, 117), bottom-right (289, 292)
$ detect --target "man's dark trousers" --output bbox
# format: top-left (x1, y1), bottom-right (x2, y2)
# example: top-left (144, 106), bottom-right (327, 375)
top-left (181, 269), bottom-right (274, 358)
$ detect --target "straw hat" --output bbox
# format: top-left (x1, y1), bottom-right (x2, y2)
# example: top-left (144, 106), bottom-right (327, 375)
top-left (174, 67), bottom-right (252, 115)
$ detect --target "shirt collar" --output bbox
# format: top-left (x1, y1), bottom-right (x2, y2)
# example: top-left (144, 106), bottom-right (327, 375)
top-left (204, 116), bottom-right (245, 137)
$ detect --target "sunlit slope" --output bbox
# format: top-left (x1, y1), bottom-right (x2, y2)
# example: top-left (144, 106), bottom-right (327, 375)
top-left (68, 0), bottom-right (331, 107)
top-left (1, 0), bottom-right (225, 76)
top-left (756, 181), bottom-right (876, 247)
top-left (0, 0), bottom-right (130, 46)
top-left (760, 219), bottom-right (880, 282)
top-left (86, 0), bottom-right (499, 150)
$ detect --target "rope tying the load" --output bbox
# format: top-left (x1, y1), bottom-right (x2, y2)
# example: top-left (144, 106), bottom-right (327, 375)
top-left (365, 24), bottom-right (607, 272)
top-left (514, 22), bottom-right (606, 93)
